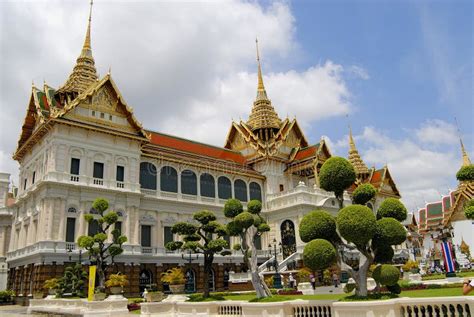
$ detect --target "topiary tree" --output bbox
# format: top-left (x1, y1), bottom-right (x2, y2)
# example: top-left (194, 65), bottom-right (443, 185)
top-left (57, 263), bottom-right (87, 298)
top-left (319, 156), bottom-right (356, 209)
top-left (224, 199), bottom-right (271, 298)
top-left (352, 184), bottom-right (376, 205)
top-left (372, 264), bottom-right (400, 286)
top-left (464, 199), bottom-right (474, 220)
top-left (165, 210), bottom-right (229, 298)
top-left (77, 198), bottom-right (127, 292)
top-left (377, 198), bottom-right (407, 221)
top-left (456, 165), bottom-right (474, 182)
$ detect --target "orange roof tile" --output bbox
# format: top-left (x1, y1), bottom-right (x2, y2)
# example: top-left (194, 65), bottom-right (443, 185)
top-left (294, 145), bottom-right (318, 161)
top-left (370, 170), bottom-right (383, 184)
top-left (147, 130), bottom-right (247, 165)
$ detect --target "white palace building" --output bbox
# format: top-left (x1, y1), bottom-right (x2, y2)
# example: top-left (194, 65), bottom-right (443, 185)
top-left (0, 5), bottom-right (404, 296)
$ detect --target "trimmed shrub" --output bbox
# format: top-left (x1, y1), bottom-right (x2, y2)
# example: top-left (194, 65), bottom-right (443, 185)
top-left (299, 210), bottom-right (337, 243)
top-left (386, 283), bottom-right (401, 294)
top-left (374, 217), bottom-right (407, 246)
top-left (465, 205), bottom-right (474, 220)
top-left (224, 199), bottom-right (243, 218)
top-left (456, 165), bottom-right (474, 182)
top-left (336, 205), bottom-right (376, 246)
top-left (372, 264), bottom-right (400, 286)
top-left (319, 157), bottom-right (356, 197)
top-left (92, 198), bottom-right (109, 213)
top-left (352, 184), bottom-right (376, 205)
top-left (373, 245), bottom-right (394, 264)
top-left (247, 200), bottom-right (262, 214)
top-left (193, 210), bottom-right (216, 224)
top-left (234, 211), bottom-right (254, 229)
top-left (377, 198), bottom-right (407, 221)
top-left (303, 239), bottom-right (337, 271)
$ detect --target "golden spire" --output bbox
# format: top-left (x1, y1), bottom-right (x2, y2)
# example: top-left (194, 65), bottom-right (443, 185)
top-left (460, 138), bottom-right (472, 167)
top-left (58, 0), bottom-right (98, 95)
top-left (256, 38), bottom-right (267, 100)
top-left (247, 39), bottom-right (281, 132)
top-left (348, 125), bottom-right (369, 176)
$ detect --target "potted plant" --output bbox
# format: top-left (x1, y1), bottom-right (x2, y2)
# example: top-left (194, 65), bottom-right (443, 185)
top-left (161, 268), bottom-right (186, 294)
top-left (105, 273), bottom-right (129, 295)
top-left (93, 289), bottom-right (107, 301)
top-left (43, 278), bottom-right (60, 298)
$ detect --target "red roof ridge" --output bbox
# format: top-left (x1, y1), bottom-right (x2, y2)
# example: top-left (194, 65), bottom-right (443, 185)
top-left (146, 129), bottom-right (243, 155)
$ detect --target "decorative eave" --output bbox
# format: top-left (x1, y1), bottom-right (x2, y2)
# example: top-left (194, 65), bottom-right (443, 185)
top-left (443, 180), bottom-right (474, 225)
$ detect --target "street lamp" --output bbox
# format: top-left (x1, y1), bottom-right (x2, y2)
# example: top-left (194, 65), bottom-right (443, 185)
top-left (268, 238), bottom-right (282, 289)
top-left (181, 250), bottom-right (199, 293)
top-left (66, 244), bottom-right (82, 264)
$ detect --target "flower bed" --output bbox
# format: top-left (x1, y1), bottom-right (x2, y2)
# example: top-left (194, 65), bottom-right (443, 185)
top-left (277, 289), bottom-right (303, 295)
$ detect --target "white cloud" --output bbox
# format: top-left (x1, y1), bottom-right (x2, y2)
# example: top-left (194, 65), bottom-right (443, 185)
top-left (339, 123), bottom-right (464, 212)
top-left (348, 65), bottom-right (370, 80)
top-left (0, 0), bottom-right (358, 178)
top-left (414, 119), bottom-right (458, 145)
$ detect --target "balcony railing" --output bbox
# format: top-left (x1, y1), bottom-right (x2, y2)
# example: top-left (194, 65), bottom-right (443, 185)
top-left (93, 178), bottom-right (104, 185)
top-left (70, 175), bottom-right (79, 182)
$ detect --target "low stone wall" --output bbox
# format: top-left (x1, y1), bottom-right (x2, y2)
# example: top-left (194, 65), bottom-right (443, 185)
top-left (28, 297), bottom-right (129, 317)
top-left (141, 297), bottom-right (474, 317)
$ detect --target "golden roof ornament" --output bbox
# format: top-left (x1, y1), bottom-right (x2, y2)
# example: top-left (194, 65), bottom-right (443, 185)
top-left (348, 125), bottom-right (369, 175)
top-left (460, 138), bottom-right (471, 167)
top-left (247, 38), bottom-right (281, 132)
top-left (58, 0), bottom-right (98, 95)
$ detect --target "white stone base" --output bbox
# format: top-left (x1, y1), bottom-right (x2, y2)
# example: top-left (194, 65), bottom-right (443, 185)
top-left (28, 298), bottom-right (129, 317)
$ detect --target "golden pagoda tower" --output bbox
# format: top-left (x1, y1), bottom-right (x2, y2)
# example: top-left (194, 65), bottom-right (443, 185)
top-left (348, 126), bottom-right (369, 180)
top-left (460, 138), bottom-right (472, 167)
top-left (247, 39), bottom-right (281, 141)
top-left (57, 0), bottom-right (98, 100)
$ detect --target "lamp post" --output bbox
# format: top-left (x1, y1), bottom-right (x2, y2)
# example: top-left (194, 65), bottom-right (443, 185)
top-left (66, 244), bottom-right (82, 264)
top-left (181, 250), bottom-right (199, 293)
top-left (268, 238), bottom-right (282, 289)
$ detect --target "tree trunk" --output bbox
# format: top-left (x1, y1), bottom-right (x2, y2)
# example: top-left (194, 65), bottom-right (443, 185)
top-left (354, 251), bottom-right (371, 297)
top-left (247, 228), bottom-right (271, 298)
top-left (203, 253), bottom-right (213, 298)
top-left (336, 194), bottom-right (344, 210)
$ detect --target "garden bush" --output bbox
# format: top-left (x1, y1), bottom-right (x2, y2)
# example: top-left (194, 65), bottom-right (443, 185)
top-left (372, 264), bottom-right (400, 286)
top-left (377, 198), bottom-right (407, 221)
top-left (303, 239), bottom-right (337, 271)
top-left (352, 184), bottom-right (376, 205)
top-left (337, 205), bottom-right (377, 246)
top-left (299, 210), bottom-right (337, 243)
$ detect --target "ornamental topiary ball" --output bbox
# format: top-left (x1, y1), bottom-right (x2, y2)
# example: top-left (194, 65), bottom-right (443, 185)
top-left (374, 217), bottom-right (407, 246)
top-left (352, 184), bottom-right (377, 205)
top-left (465, 206), bottom-right (474, 220)
top-left (319, 157), bottom-right (356, 197)
top-left (303, 239), bottom-right (337, 271)
top-left (224, 199), bottom-right (243, 218)
top-left (299, 210), bottom-right (337, 243)
top-left (456, 165), bottom-right (474, 182)
top-left (377, 198), bottom-right (408, 222)
top-left (336, 205), bottom-right (376, 246)
top-left (247, 200), bottom-right (262, 214)
top-left (372, 264), bottom-right (400, 286)
top-left (386, 283), bottom-right (401, 294)
top-left (373, 245), bottom-right (394, 264)
top-left (234, 211), bottom-right (254, 229)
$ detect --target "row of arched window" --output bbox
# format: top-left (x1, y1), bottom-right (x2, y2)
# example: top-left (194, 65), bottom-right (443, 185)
top-left (140, 162), bottom-right (262, 202)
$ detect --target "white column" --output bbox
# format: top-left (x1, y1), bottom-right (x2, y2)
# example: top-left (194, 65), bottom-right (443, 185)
top-left (58, 199), bottom-right (66, 241)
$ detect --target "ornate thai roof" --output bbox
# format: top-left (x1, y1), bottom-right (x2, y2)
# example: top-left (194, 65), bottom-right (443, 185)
top-left (348, 127), bottom-right (369, 176)
top-left (246, 40), bottom-right (281, 131)
top-left (57, 1), bottom-right (98, 95)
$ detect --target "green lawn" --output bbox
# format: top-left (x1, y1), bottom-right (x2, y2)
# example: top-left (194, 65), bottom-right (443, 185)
top-left (216, 287), bottom-right (473, 302)
top-left (422, 271), bottom-right (474, 281)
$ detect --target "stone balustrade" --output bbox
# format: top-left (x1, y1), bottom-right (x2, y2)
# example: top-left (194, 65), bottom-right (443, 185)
top-left (141, 297), bottom-right (474, 317)
top-left (28, 298), bottom-right (129, 317)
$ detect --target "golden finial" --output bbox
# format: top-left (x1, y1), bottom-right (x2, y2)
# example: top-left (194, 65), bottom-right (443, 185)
top-left (455, 117), bottom-right (471, 167)
top-left (83, 0), bottom-right (93, 51)
top-left (256, 38), bottom-right (265, 92)
top-left (348, 124), bottom-right (356, 151)
top-left (108, 66), bottom-right (111, 75)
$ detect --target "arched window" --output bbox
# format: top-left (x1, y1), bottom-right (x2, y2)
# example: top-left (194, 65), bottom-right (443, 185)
top-left (181, 170), bottom-right (197, 195)
top-left (160, 166), bottom-right (177, 193)
top-left (249, 182), bottom-right (262, 201)
top-left (218, 176), bottom-right (232, 199)
top-left (200, 173), bottom-right (215, 198)
top-left (140, 162), bottom-right (157, 190)
top-left (234, 179), bottom-right (248, 202)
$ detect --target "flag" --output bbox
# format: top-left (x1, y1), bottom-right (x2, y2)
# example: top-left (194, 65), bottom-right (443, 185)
top-left (441, 241), bottom-right (455, 273)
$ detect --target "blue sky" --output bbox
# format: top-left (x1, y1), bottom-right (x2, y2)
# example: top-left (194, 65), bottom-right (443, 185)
top-left (289, 0), bottom-right (473, 144)
top-left (0, 0), bottom-right (472, 212)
